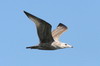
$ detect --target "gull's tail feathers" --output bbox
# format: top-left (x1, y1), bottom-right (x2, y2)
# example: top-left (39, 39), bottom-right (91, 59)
top-left (26, 46), bottom-right (39, 49)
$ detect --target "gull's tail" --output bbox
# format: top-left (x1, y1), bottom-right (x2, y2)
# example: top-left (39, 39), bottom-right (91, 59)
top-left (26, 46), bottom-right (39, 49)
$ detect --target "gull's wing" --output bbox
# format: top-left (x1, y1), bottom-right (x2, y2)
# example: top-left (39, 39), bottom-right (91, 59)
top-left (52, 23), bottom-right (68, 40)
top-left (24, 11), bottom-right (54, 43)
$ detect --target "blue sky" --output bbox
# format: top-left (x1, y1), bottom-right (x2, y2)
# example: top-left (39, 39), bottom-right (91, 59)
top-left (0, 0), bottom-right (100, 66)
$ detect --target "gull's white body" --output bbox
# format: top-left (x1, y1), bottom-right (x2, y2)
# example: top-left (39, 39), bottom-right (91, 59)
top-left (24, 11), bottom-right (73, 50)
top-left (51, 41), bottom-right (72, 49)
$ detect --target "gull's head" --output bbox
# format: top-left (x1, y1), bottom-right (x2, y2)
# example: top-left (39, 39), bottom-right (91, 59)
top-left (61, 43), bottom-right (73, 48)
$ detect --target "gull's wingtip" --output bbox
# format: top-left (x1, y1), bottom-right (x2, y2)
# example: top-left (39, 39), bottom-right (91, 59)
top-left (23, 10), bottom-right (33, 18)
top-left (23, 10), bottom-right (29, 15)
top-left (23, 10), bottom-right (28, 14)
top-left (58, 23), bottom-right (68, 29)
top-left (23, 10), bottom-right (26, 13)
top-left (23, 10), bottom-right (25, 12)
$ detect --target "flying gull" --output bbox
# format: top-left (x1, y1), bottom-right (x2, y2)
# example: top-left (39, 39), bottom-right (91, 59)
top-left (24, 11), bottom-right (73, 50)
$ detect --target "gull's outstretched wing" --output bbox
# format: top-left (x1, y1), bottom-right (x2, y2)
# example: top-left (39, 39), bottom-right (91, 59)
top-left (24, 11), bottom-right (54, 43)
top-left (52, 23), bottom-right (68, 40)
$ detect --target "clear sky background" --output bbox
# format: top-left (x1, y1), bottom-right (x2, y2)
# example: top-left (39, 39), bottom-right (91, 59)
top-left (0, 0), bottom-right (100, 66)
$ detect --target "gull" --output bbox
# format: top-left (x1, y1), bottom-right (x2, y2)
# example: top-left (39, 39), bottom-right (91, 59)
top-left (24, 11), bottom-right (73, 50)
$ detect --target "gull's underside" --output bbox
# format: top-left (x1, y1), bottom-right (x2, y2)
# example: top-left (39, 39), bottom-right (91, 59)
top-left (24, 11), bottom-right (73, 50)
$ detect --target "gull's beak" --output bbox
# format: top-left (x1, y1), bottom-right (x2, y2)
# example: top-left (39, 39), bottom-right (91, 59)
top-left (67, 44), bottom-right (73, 48)
top-left (71, 46), bottom-right (73, 48)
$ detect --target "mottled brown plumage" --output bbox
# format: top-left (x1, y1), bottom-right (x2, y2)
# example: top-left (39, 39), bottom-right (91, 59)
top-left (24, 11), bottom-right (73, 50)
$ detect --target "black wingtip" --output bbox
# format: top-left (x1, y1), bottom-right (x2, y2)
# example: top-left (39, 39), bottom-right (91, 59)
top-left (23, 11), bottom-right (29, 14)
top-left (58, 23), bottom-right (68, 29)
top-left (23, 10), bottom-right (26, 12)
top-left (23, 10), bottom-right (28, 14)
top-left (23, 10), bottom-right (33, 17)
top-left (23, 10), bottom-right (29, 16)
top-left (23, 10), bottom-right (27, 14)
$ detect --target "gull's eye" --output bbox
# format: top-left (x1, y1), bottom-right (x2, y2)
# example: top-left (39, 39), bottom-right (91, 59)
top-left (65, 44), bottom-right (67, 45)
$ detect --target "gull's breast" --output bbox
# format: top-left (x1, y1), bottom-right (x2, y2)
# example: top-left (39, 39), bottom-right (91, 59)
top-left (51, 41), bottom-right (62, 49)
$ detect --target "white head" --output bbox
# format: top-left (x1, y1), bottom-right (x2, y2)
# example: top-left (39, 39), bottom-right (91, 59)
top-left (60, 43), bottom-right (73, 48)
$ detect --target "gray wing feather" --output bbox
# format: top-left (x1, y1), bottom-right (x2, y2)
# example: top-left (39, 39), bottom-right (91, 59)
top-left (52, 23), bottom-right (68, 40)
top-left (24, 11), bottom-right (54, 43)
